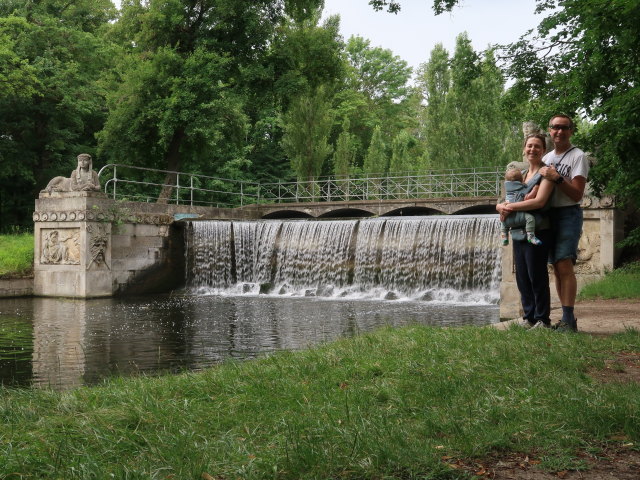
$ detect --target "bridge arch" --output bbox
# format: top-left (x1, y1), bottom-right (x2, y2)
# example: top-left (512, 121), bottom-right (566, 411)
top-left (383, 206), bottom-right (442, 217)
top-left (317, 208), bottom-right (373, 219)
top-left (261, 210), bottom-right (313, 219)
top-left (453, 205), bottom-right (499, 215)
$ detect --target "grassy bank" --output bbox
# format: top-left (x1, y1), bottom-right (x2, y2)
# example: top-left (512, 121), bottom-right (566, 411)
top-left (0, 234), bottom-right (33, 277)
top-left (1, 326), bottom-right (638, 479)
top-left (578, 260), bottom-right (640, 300)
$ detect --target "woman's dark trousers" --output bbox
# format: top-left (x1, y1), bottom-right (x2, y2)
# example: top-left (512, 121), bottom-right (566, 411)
top-left (512, 229), bottom-right (552, 323)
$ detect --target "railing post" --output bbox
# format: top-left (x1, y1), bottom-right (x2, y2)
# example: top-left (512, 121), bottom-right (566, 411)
top-left (190, 175), bottom-right (194, 206)
top-left (240, 182), bottom-right (244, 206)
top-left (113, 165), bottom-right (117, 200)
top-left (175, 173), bottom-right (180, 205)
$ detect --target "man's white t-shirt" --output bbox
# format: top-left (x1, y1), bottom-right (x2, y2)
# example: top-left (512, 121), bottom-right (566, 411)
top-left (543, 146), bottom-right (589, 207)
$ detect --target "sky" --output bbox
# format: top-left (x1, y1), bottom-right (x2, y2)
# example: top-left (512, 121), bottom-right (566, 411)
top-left (111, 0), bottom-right (544, 74)
top-left (321, 0), bottom-right (543, 73)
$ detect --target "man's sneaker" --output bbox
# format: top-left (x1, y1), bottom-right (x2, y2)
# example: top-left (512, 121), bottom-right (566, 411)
top-left (517, 318), bottom-right (536, 329)
top-left (553, 319), bottom-right (578, 332)
top-left (530, 321), bottom-right (551, 329)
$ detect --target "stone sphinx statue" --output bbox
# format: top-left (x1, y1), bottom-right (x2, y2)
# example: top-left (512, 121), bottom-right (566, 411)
top-left (42, 153), bottom-right (100, 194)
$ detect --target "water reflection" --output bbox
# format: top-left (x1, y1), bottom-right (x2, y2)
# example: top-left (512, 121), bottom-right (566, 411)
top-left (0, 295), bottom-right (498, 390)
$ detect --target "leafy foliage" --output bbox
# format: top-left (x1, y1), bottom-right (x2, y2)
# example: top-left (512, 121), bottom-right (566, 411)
top-left (332, 117), bottom-right (358, 178)
top-left (363, 125), bottom-right (388, 175)
top-left (417, 35), bottom-right (520, 170)
top-left (501, 0), bottom-right (640, 244)
top-left (0, 0), bottom-right (116, 231)
top-left (281, 86), bottom-right (334, 182)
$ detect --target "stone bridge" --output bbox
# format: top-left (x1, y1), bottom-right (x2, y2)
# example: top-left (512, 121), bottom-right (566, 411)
top-left (236, 196), bottom-right (500, 219)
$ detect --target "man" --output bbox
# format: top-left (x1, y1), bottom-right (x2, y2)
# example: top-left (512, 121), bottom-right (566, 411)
top-left (539, 114), bottom-right (589, 331)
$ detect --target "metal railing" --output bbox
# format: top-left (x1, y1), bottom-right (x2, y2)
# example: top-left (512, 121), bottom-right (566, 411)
top-left (98, 164), bottom-right (503, 206)
top-left (98, 164), bottom-right (260, 207)
top-left (260, 167), bottom-right (503, 203)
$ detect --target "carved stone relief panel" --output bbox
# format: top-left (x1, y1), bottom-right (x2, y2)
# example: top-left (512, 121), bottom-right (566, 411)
top-left (86, 223), bottom-right (110, 271)
top-left (40, 228), bottom-right (81, 265)
top-left (576, 218), bottom-right (601, 275)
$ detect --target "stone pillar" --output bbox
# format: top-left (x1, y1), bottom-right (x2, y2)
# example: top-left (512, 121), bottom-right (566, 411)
top-left (33, 192), bottom-right (113, 298)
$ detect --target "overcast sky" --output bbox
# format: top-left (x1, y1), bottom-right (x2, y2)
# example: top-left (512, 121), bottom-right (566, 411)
top-left (322, 0), bottom-right (543, 72)
top-left (112, 0), bottom-right (543, 73)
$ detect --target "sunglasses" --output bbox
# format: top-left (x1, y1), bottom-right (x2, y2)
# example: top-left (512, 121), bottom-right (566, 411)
top-left (549, 124), bottom-right (572, 131)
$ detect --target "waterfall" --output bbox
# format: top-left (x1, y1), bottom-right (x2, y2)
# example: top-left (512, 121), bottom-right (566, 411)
top-left (185, 216), bottom-right (501, 304)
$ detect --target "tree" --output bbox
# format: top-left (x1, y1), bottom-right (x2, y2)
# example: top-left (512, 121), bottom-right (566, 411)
top-left (389, 130), bottom-right (415, 174)
top-left (332, 117), bottom-right (357, 179)
top-left (417, 35), bottom-right (519, 170)
top-left (417, 43), bottom-right (451, 169)
top-left (249, 13), bottom-right (345, 183)
top-left (363, 125), bottom-right (388, 176)
top-left (345, 36), bottom-right (412, 102)
top-left (281, 86), bottom-right (334, 184)
top-left (98, 0), bottom-right (325, 202)
top-left (0, 0), bottom-right (116, 231)
top-left (335, 35), bottom-right (417, 173)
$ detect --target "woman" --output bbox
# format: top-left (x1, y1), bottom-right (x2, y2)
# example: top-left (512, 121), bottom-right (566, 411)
top-left (497, 133), bottom-right (555, 329)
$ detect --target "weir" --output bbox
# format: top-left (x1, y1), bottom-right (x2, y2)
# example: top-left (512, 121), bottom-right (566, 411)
top-left (185, 216), bottom-right (502, 304)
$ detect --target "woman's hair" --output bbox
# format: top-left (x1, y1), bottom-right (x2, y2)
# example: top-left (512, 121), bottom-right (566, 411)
top-left (523, 133), bottom-right (547, 148)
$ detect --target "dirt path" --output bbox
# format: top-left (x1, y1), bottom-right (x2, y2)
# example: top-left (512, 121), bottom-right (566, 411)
top-left (494, 299), bottom-right (640, 334)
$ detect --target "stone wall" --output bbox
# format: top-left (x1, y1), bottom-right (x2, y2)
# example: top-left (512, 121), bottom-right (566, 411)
top-left (33, 192), bottom-right (215, 297)
top-left (0, 278), bottom-right (33, 298)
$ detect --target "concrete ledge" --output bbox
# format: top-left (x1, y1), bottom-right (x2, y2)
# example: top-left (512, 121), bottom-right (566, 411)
top-left (0, 277), bottom-right (34, 298)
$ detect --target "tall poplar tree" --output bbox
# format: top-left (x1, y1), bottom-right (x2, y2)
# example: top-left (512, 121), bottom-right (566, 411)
top-left (363, 125), bottom-right (388, 176)
top-left (332, 117), bottom-right (357, 178)
top-left (281, 86), bottom-right (334, 184)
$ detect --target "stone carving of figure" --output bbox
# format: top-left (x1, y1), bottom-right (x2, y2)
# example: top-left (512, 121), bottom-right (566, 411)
top-left (42, 153), bottom-right (101, 194)
top-left (87, 225), bottom-right (110, 270)
top-left (41, 230), bottom-right (68, 264)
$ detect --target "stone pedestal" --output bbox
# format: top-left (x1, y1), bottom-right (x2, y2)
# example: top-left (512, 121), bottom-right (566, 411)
top-left (33, 192), bottom-right (113, 298)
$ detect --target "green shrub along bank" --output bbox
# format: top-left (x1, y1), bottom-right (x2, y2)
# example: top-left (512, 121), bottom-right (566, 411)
top-left (1, 326), bottom-right (638, 479)
top-left (0, 234), bottom-right (33, 277)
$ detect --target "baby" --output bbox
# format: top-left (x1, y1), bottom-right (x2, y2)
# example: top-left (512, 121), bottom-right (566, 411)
top-left (500, 169), bottom-right (542, 246)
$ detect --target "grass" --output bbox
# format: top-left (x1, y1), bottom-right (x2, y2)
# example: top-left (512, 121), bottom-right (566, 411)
top-left (578, 261), bottom-right (640, 300)
top-left (0, 325), bottom-right (638, 479)
top-left (0, 234), bottom-right (33, 277)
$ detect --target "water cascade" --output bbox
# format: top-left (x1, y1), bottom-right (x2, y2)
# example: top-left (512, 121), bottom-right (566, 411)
top-left (186, 216), bottom-right (501, 304)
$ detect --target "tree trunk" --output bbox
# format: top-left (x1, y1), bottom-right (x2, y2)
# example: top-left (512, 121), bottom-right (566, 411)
top-left (156, 127), bottom-right (186, 204)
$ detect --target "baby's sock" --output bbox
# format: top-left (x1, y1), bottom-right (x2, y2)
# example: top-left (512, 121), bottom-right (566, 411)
top-left (527, 233), bottom-right (542, 246)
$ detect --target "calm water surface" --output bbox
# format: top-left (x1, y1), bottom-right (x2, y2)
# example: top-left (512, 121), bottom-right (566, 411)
top-left (0, 295), bottom-right (498, 390)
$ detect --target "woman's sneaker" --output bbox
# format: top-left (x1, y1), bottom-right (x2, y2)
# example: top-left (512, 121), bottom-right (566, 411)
top-left (530, 321), bottom-right (551, 329)
top-left (518, 318), bottom-right (536, 329)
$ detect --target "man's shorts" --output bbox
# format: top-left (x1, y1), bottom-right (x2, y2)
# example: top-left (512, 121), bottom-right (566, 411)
top-left (548, 204), bottom-right (582, 264)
